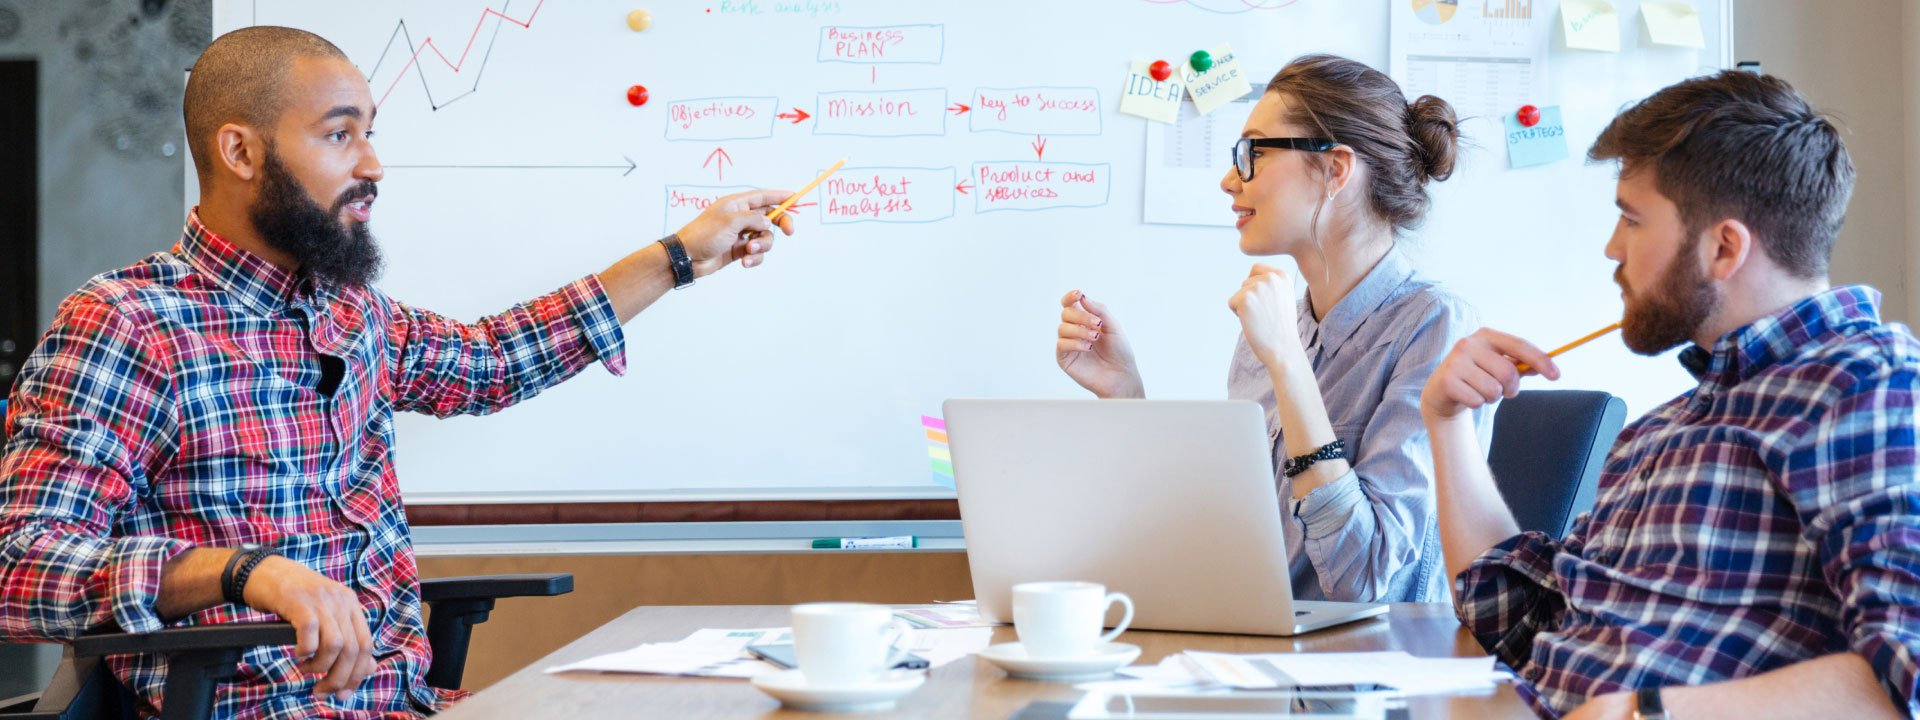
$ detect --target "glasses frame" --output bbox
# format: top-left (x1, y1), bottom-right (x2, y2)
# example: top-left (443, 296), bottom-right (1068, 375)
top-left (1232, 137), bottom-right (1338, 182)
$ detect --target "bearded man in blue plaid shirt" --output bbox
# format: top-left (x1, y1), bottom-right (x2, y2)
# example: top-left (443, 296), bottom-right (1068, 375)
top-left (1422, 71), bottom-right (1920, 719)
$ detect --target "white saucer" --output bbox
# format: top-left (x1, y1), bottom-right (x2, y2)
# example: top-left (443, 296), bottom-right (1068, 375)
top-left (749, 668), bottom-right (926, 712)
top-left (978, 642), bottom-right (1142, 681)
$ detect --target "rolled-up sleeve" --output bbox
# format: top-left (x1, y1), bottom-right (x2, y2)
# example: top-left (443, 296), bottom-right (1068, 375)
top-left (1782, 359), bottom-right (1920, 713)
top-left (0, 296), bottom-right (192, 639)
top-left (1452, 530), bottom-right (1569, 670)
top-left (387, 275), bottom-right (628, 418)
top-left (1297, 297), bottom-right (1491, 602)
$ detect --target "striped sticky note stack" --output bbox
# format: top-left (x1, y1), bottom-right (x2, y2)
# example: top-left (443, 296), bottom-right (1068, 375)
top-left (923, 415), bottom-right (954, 488)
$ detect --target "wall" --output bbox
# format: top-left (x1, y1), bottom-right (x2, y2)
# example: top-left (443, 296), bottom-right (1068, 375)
top-left (1907, 2), bottom-right (1920, 324)
top-left (0, 0), bottom-right (205, 331)
top-left (1733, 0), bottom-right (1912, 323)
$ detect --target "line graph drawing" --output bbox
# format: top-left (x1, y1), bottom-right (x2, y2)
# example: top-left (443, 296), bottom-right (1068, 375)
top-left (253, 0), bottom-right (549, 112)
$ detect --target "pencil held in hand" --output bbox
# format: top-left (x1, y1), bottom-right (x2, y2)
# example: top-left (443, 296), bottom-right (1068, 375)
top-left (766, 158), bottom-right (847, 222)
top-left (1515, 321), bottom-right (1622, 375)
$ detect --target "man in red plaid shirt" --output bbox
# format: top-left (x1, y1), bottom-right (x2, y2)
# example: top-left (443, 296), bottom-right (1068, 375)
top-left (0, 27), bottom-right (792, 719)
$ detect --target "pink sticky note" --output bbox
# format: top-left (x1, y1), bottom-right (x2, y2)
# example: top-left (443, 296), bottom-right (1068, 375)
top-left (921, 415), bottom-right (946, 431)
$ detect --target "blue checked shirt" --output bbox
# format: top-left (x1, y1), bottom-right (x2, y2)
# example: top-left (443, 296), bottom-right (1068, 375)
top-left (1230, 246), bottom-right (1490, 603)
top-left (0, 213), bottom-right (628, 719)
top-left (1455, 286), bottom-right (1920, 716)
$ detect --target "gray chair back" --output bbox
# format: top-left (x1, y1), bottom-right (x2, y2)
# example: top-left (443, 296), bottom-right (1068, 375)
top-left (1486, 390), bottom-right (1627, 538)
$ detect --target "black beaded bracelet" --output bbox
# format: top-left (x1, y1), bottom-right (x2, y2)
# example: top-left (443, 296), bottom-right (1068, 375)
top-left (1282, 439), bottom-right (1347, 479)
top-left (221, 547), bottom-right (276, 607)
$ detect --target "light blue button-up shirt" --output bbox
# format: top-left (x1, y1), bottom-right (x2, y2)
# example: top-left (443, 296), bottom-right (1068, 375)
top-left (1228, 246), bottom-right (1490, 603)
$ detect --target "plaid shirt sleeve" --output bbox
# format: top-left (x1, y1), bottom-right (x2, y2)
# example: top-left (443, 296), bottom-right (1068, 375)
top-left (1783, 356), bottom-right (1920, 712)
top-left (387, 275), bottom-right (627, 418)
top-left (0, 295), bottom-right (193, 639)
top-left (1452, 527), bottom-right (1582, 670)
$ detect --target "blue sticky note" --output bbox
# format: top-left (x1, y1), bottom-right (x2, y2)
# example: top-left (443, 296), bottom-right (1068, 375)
top-left (1505, 106), bottom-right (1570, 169)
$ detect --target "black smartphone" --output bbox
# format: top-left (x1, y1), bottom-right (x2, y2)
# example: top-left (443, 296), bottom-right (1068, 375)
top-left (746, 643), bottom-right (931, 671)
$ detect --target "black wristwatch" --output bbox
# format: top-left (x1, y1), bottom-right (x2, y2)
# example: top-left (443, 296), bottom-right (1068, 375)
top-left (659, 235), bottom-right (695, 289)
top-left (1282, 439), bottom-right (1347, 479)
top-left (1632, 687), bottom-right (1670, 720)
top-left (221, 543), bottom-right (278, 607)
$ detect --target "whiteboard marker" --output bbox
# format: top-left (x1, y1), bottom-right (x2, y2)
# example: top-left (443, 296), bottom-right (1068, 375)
top-left (811, 535), bottom-right (919, 549)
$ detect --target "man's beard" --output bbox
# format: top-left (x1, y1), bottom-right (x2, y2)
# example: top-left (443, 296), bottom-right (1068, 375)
top-left (250, 149), bottom-right (382, 289)
top-left (1618, 237), bottom-right (1720, 355)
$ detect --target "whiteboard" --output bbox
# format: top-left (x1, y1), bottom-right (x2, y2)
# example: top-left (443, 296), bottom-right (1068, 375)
top-left (208, 0), bottom-right (1728, 503)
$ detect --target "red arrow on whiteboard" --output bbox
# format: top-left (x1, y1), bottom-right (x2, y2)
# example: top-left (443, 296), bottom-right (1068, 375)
top-left (704, 147), bottom-right (733, 180)
top-left (954, 180), bottom-right (974, 195)
top-left (947, 103), bottom-right (971, 115)
top-left (1031, 136), bottom-right (1047, 161)
top-left (782, 202), bottom-right (817, 215)
top-left (776, 108), bottom-right (811, 124)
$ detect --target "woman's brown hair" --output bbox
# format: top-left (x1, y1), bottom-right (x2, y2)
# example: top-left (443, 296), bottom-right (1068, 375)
top-left (1265, 54), bottom-right (1461, 235)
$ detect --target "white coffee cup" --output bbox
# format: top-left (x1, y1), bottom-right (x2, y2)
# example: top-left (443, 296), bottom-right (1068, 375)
top-left (789, 603), bottom-right (915, 688)
top-left (1011, 581), bottom-right (1135, 659)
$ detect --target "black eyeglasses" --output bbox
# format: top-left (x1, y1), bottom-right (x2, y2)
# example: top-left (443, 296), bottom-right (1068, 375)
top-left (1232, 137), bottom-right (1337, 181)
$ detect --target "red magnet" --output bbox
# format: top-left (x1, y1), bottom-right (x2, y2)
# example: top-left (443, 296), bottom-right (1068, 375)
top-left (627, 85), bottom-right (650, 107)
top-left (1516, 104), bottom-right (1541, 127)
top-left (1149, 60), bottom-right (1173, 82)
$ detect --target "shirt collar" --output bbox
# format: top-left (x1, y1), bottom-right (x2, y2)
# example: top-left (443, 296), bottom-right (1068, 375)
top-left (1302, 245), bottom-right (1417, 351)
top-left (177, 210), bottom-right (337, 317)
top-left (1678, 285), bottom-right (1883, 387)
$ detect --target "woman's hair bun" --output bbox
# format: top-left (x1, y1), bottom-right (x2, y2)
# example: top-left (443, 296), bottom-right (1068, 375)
top-left (1405, 95), bottom-right (1460, 183)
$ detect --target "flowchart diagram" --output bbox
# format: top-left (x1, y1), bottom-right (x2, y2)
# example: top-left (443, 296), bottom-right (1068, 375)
top-left (658, 23), bottom-right (1114, 233)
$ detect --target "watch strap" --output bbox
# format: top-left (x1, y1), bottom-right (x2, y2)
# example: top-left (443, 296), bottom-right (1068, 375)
top-left (660, 235), bottom-right (695, 289)
top-left (1632, 686), bottom-right (1669, 720)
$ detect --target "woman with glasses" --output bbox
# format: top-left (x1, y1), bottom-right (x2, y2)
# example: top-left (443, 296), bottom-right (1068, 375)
top-left (1053, 54), bottom-right (1485, 603)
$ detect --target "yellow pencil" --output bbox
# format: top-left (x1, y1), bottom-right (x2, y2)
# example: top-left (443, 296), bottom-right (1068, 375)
top-left (766, 158), bottom-right (847, 221)
top-left (1515, 321), bottom-right (1623, 374)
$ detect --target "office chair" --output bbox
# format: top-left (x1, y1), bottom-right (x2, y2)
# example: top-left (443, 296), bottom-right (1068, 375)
top-left (0, 400), bottom-right (574, 720)
top-left (1485, 390), bottom-right (1627, 538)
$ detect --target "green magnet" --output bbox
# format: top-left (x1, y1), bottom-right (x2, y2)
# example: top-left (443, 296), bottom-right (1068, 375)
top-left (1189, 50), bottom-right (1213, 73)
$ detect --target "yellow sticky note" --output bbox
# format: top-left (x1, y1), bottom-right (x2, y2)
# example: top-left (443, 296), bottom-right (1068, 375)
top-left (1119, 60), bottom-right (1184, 124)
top-left (928, 446), bottom-right (952, 462)
top-left (1180, 44), bottom-right (1253, 116)
top-left (1643, 2), bottom-right (1705, 49)
top-left (1562, 0), bottom-right (1618, 52)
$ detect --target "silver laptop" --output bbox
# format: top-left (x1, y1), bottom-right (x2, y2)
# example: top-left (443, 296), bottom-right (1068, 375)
top-left (944, 399), bottom-right (1388, 636)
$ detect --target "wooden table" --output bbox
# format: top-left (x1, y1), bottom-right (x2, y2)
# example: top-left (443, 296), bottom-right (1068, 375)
top-left (437, 603), bottom-right (1537, 719)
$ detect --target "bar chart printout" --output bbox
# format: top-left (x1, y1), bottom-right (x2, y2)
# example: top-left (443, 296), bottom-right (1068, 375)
top-left (1389, 0), bottom-right (1546, 122)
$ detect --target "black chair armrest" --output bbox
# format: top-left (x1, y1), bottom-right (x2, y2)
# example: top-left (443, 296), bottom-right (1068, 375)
top-left (419, 573), bottom-right (573, 691)
top-left (420, 573), bottom-right (572, 603)
top-left (26, 623), bottom-right (296, 720)
top-left (65, 623), bottom-right (296, 659)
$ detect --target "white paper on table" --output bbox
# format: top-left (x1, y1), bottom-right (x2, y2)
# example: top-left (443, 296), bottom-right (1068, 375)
top-left (1074, 678), bottom-right (1234, 697)
top-left (545, 627), bottom-right (789, 678)
top-left (1183, 651), bottom-right (1499, 696)
top-left (1115, 655), bottom-right (1210, 685)
top-left (545, 626), bottom-right (990, 678)
top-left (895, 604), bottom-right (1001, 629)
